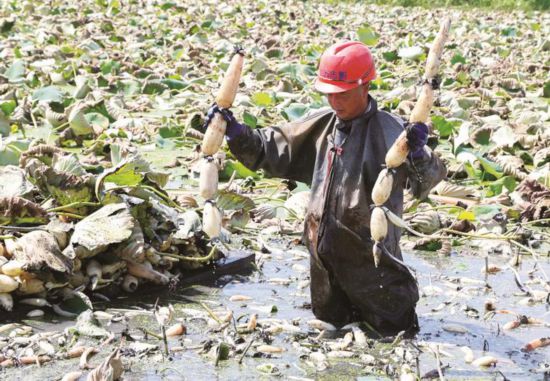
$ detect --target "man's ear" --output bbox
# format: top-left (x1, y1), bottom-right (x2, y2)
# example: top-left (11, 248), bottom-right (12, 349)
top-left (362, 82), bottom-right (370, 97)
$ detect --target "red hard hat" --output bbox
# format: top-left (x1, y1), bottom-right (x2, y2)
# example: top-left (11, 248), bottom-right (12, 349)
top-left (314, 41), bottom-right (376, 94)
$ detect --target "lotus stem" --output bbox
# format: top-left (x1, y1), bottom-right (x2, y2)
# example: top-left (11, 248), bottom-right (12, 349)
top-left (509, 240), bottom-right (548, 280)
top-left (517, 218), bottom-right (550, 227)
top-left (249, 196), bottom-right (284, 202)
top-left (104, 185), bottom-right (184, 212)
top-left (155, 246), bottom-right (217, 263)
top-left (29, 110), bottom-right (37, 130)
top-left (52, 121), bottom-right (70, 132)
top-left (162, 325), bottom-right (168, 356)
top-left (238, 333), bottom-right (256, 364)
top-left (416, 205), bottom-right (467, 212)
top-left (139, 328), bottom-right (162, 340)
top-left (242, 200), bottom-right (300, 220)
top-left (55, 212), bottom-right (85, 220)
top-left (362, 320), bottom-right (382, 339)
top-left (440, 228), bottom-right (521, 241)
top-left (391, 209), bottom-right (542, 255)
top-left (410, 227), bottom-right (546, 259)
top-left (47, 202), bottom-right (101, 212)
top-left (229, 226), bottom-right (263, 233)
top-left (200, 302), bottom-right (222, 325)
top-left (139, 185), bottom-right (184, 211)
top-left (434, 346), bottom-right (446, 381)
top-left (223, 170), bottom-right (237, 191)
top-left (7, 144), bottom-right (23, 153)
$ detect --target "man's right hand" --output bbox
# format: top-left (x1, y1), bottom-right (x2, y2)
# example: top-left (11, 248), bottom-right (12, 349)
top-left (203, 104), bottom-right (246, 140)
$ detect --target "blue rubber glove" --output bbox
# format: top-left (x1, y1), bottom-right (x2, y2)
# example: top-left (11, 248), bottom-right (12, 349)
top-left (203, 104), bottom-right (246, 141)
top-left (406, 122), bottom-right (429, 159)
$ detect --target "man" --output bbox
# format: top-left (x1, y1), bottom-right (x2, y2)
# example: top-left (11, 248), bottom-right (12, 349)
top-left (205, 41), bottom-right (446, 336)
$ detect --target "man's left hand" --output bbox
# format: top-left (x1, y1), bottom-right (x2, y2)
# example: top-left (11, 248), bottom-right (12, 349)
top-left (406, 122), bottom-right (429, 158)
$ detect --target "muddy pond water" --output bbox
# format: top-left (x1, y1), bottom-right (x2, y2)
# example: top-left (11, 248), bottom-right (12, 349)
top-left (2, 237), bottom-right (549, 381)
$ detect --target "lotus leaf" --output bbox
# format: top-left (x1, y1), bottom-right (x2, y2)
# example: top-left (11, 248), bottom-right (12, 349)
top-left (216, 190), bottom-right (255, 212)
top-left (0, 165), bottom-right (33, 197)
top-left (173, 210), bottom-right (202, 241)
top-left (52, 153), bottom-right (87, 177)
top-left (282, 191), bottom-right (310, 220)
top-left (10, 230), bottom-right (72, 273)
top-left (73, 310), bottom-right (109, 337)
top-left (0, 196), bottom-right (48, 225)
top-left (70, 203), bottom-right (134, 258)
top-left (25, 158), bottom-right (94, 207)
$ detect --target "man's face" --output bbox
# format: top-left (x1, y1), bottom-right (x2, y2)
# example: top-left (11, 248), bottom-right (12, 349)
top-left (326, 84), bottom-right (369, 121)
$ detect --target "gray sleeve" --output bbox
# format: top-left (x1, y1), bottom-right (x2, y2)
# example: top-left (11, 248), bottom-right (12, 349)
top-left (226, 110), bottom-right (332, 184)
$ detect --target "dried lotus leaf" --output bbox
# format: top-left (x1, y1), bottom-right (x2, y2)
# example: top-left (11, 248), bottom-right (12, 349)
top-left (448, 215), bottom-right (476, 232)
top-left (11, 230), bottom-right (72, 273)
top-left (477, 87), bottom-right (494, 99)
top-left (175, 194), bottom-right (198, 208)
top-left (492, 155), bottom-right (528, 181)
top-left (494, 154), bottom-right (524, 168)
top-left (52, 153), bottom-right (87, 177)
top-left (173, 210), bottom-right (202, 241)
top-left (10, 102), bottom-right (31, 125)
top-left (251, 204), bottom-right (277, 222)
top-left (516, 180), bottom-right (550, 222)
top-left (105, 97), bottom-right (128, 120)
top-left (70, 203), bottom-right (134, 259)
top-left (491, 125), bottom-right (517, 148)
top-left (45, 218), bottom-right (73, 250)
top-left (438, 239), bottom-right (452, 256)
top-left (516, 134), bottom-right (539, 150)
top-left (433, 181), bottom-right (477, 198)
top-left (515, 179), bottom-right (550, 204)
top-left (44, 105), bottom-right (67, 128)
top-left (216, 190), bottom-right (255, 212)
top-left (19, 144), bottom-right (64, 167)
top-left (0, 196), bottom-right (49, 225)
top-left (499, 78), bottom-right (522, 92)
top-left (68, 102), bottom-right (93, 136)
top-left (408, 211), bottom-right (442, 234)
top-left (522, 198), bottom-right (550, 222)
top-left (86, 349), bottom-right (122, 381)
top-left (283, 191), bottom-right (310, 220)
top-left (533, 147), bottom-right (550, 168)
top-left (0, 166), bottom-right (33, 198)
top-left (111, 117), bottom-right (146, 131)
top-left (227, 209), bottom-right (250, 229)
top-left (396, 100), bottom-right (415, 117)
top-left (74, 309), bottom-right (109, 337)
top-left (25, 159), bottom-right (94, 208)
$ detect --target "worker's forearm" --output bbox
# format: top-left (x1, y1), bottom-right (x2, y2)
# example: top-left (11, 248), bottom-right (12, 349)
top-left (226, 124), bottom-right (266, 171)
